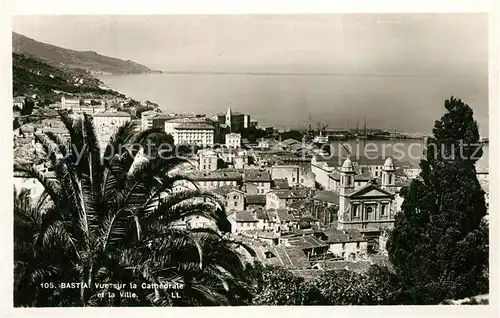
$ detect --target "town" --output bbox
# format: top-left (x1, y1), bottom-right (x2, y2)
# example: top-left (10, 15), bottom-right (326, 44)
top-left (11, 13), bottom-right (490, 307)
top-left (15, 94), bottom-right (483, 279)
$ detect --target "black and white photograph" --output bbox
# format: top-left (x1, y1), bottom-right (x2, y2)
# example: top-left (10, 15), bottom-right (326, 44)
top-left (3, 1), bottom-right (498, 314)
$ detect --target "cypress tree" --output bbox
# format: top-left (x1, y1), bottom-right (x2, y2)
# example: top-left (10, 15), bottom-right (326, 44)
top-left (387, 96), bottom-right (488, 304)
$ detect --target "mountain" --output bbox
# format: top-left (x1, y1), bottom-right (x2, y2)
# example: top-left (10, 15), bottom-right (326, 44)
top-left (13, 52), bottom-right (124, 100)
top-left (13, 32), bottom-right (161, 75)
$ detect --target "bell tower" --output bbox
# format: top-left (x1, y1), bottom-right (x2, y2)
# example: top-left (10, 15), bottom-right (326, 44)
top-left (381, 157), bottom-right (396, 194)
top-left (338, 157), bottom-right (356, 226)
top-left (226, 105), bottom-right (232, 131)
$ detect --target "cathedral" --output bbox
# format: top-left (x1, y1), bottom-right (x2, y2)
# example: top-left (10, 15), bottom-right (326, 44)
top-left (337, 157), bottom-right (396, 229)
top-left (336, 157), bottom-right (397, 250)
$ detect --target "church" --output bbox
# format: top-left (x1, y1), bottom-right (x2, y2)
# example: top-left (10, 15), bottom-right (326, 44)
top-left (225, 105), bottom-right (251, 133)
top-left (313, 156), bottom-right (397, 252)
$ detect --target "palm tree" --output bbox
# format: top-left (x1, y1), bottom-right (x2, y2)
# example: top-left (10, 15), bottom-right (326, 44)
top-left (14, 111), bottom-right (253, 306)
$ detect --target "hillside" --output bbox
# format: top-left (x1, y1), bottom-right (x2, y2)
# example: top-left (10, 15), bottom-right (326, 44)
top-left (13, 32), bottom-right (161, 75)
top-left (13, 52), bottom-right (125, 101)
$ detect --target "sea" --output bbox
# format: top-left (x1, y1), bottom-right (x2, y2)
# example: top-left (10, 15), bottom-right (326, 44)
top-left (99, 73), bottom-right (489, 172)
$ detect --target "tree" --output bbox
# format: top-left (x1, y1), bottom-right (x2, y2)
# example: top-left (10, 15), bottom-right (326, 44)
top-left (14, 112), bottom-right (250, 306)
top-left (387, 96), bottom-right (488, 304)
top-left (249, 265), bottom-right (321, 305)
top-left (21, 98), bottom-right (35, 115)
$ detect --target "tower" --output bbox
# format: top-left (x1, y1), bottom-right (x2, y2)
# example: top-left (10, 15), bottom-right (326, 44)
top-left (338, 157), bottom-right (356, 227)
top-left (381, 157), bottom-right (396, 194)
top-left (225, 105), bottom-right (232, 131)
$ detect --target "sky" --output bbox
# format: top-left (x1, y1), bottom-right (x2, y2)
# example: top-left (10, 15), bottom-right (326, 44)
top-left (12, 14), bottom-right (487, 74)
top-left (12, 14), bottom-right (489, 134)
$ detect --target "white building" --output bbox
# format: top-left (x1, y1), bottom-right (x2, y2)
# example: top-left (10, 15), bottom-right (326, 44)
top-left (198, 150), bottom-right (218, 171)
top-left (173, 123), bottom-right (215, 147)
top-left (92, 111), bottom-right (132, 151)
top-left (225, 133), bottom-right (241, 148)
top-left (141, 109), bottom-right (162, 131)
top-left (61, 96), bottom-right (80, 109)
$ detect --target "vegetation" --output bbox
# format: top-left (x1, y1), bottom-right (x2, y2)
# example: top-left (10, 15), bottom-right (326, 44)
top-left (387, 96), bottom-right (489, 304)
top-left (14, 112), bottom-right (251, 306)
top-left (13, 94), bottom-right (488, 306)
top-left (13, 53), bottom-right (124, 102)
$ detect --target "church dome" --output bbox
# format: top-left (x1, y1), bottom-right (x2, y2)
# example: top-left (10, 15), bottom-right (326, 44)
top-left (383, 157), bottom-right (395, 170)
top-left (341, 157), bottom-right (354, 172)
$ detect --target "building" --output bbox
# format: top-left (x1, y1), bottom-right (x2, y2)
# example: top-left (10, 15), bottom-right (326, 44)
top-left (312, 190), bottom-right (339, 226)
top-left (213, 186), bottom-right (246, 212)
top-left (336, 157), bottom-right (396, 251)
top-left (141, 109), bottom-right (163, 130)
top-left (186, 169), bottom-right (243, 190)
top-left (198, 149), bottom-right (218, 171)
top-left (61, 96), bottom-right (80, 109)
top-left (245, 194), bottom-right (267, 210)
top-left (92, 111), bottom-right (132, 151)
top-left (266, 188), bottom-right (309, 210)
top-left (257, 138), bottom-right (271, 149)
top-left (173, 122), bottom-right (215, 146)
top-left (244, 169), bottom-right (272, 194)
top-left (319, 228), bottom-right (368, 261)
top-left (228, 211), bottom-right (259, 234)
top-left (61, 96), bottom-right (105, 114)
top-left (225, 133), bottom-right (241, 148)
top-left (270, 165), bottom-right (315, 188)
top-left (13, 97), bottom-right (25, 109)
top-left (224, 105), bottom-right (250, 133)
top-left (250, 119), bottom-right (258, 128)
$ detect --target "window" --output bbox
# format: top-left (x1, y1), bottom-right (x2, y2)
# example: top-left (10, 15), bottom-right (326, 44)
top-left (381, 204), bottom-right (386, 216)
top-left (352, 205), bottom-right (358, 217)
top-left (356, 242), bottom-right (360, 248)
top-left (234, 195), bottom-right (237, 200)
top-left (342, 243), bottom-right (346, 249)
top-left (366, 205), bottom-right (374, 220)
top-left (234, 201), bottom-right (237, 207)
top-left (292, 178), bottom-right (296, 182)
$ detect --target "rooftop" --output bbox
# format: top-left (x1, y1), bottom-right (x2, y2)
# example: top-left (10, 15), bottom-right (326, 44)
top-left (313, 190), bottom-right (339, 205)
top-left (244, 169), bottom-right (272, 182)
top-left (233, 211), bottom-right (258, 222)
top-left (187, 169), bottom-right (243, 181)
top-left (212, 186), bottom-right (244, 196)
top-left (92, 111), bottom-right (131, 118)
top-left (246, 194), bottom-right (266, 205)
top-left (322, 228), bottom-right (367, 243)
top-left (175, 123), bottom-right (215, 130)
top-left (273, 178), bottom-right (290, 189)
top-left (270, 188), bottom-right (309, 199)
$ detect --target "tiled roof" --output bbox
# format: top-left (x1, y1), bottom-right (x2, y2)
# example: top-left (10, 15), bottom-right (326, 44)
top-left (246, 194), bottom-right (266, 205)
top-left (233, 211), bottom-right (258, 222)
top-left (287, 235), bottom-right (329, 249)
top-left (92, 111), bottom-right (131, 118)
top-left (212, 186), bottom-right (243, 196)
top-left (313, 190), bottom-right (339, 204)
top-left (244, 169), bottom-right (272, 182)
top-left (355, 169), bottom-right (372, 180)
top-left (187, 169), bottom-right (242, 181)
top-left (274, 178), bottom-right (290, 189)
top-left (271, 188), bottom-right (309, 199)
top-left (283, 138), bottom-right (301, 145)
top-left (274, 208), bottom-right (296, 222)
top-left (175, 123), bottom-right (215, 130)
top-left (322, 228), bottom-right (367, 243)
